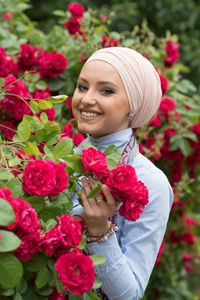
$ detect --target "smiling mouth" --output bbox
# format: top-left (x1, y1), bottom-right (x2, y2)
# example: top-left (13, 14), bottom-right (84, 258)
top-left (80, 110), bottom-right (102, 118)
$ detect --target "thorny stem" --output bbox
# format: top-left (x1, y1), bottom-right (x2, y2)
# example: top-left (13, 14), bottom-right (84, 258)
top-left (0, 145), bottom-right (12, 180)
top-left (3, 93), bottom-right (37, 117)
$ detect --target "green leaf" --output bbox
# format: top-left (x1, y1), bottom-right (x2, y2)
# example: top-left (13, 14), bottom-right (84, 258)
top-left (0, 230), bottom-right (21, 252)
top-left (92, 277), bottom-right (102, 289)
top-left (7, 177), bottom-right (23, 198)
top-left (65, 155), bottom-right (83, 173)
top-left (48, 79), bottom-right (65, 91)
top-left (48, 95), bottom-right (68, 104)
top-left (40, 112), bottom-right (48, 125)
top-left (53, 138), bottom-right (73, 159)
top-left (90, 254), bottom-right (106, 266)
top-left (68, 293), bottom-right (82, 300)
top-left (14, 292), bottom-right (23, 300)
top-left (25, 196), bottom-right (45, 212)
top-left (17, 120), bottom-right (31, 141)
top-left (38, 100), bottom-right (52, 110)
top-left (8, 156), bottom-right (21, 167)
top-left (0, 198), bottom-right (15, 226)
top-left (26, 253), bottom-right (48, 272)
top-left (30, 100), bottom-right (39, 113)
top-left (36, 80), bottom-right (47, 90)
top-left (0, 253), bottom-right (23, 288)
top-left (104, 145), bottom-right (121, 169)
top-left (86, 184), bottom-right (102, 199)
top-left (31, 73), bottom-right (40, 82)
top-left (45, 219), bottom-right (57, 232)
top-left (83, 291), bottom-right (101, 300)
top-left (0, 288), bottom-right (15, 296)
top-left (53, 192), bottom-right (73, 211)
top-left (23, 142), bottom-right (39, 156)
top-left (82, 142), bottom-right (96, 150)
top-left (23, 115), bottom-right (43, 131)
top-left (38, 207), bottom-right (62, 222)
top-left (182, 131), bottom-right (198, 141)
top-left (43, 144), bottom-right (55, 160)
top-left (35, 266), bottom-right (50, 289)
top-left (37, 286), bottom-right (53, 296)
top-left (0, 168), bottom-right (14, 180)
top-left (78, 235), bottom-right (87, 250)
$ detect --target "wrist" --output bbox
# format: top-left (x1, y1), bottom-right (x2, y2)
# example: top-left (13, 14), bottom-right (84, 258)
top-left (84, 221), bottom-right (118, 243)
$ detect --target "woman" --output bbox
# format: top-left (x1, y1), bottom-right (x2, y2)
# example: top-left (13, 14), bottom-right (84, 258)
top-left (71, 47), bottom-right (173, 300)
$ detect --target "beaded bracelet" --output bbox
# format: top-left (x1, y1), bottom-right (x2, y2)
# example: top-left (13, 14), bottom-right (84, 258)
top-left (84, 222), bottom-right (118, 243)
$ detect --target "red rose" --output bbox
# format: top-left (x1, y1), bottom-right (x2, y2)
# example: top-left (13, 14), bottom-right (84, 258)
top-left (150, 113), bottom-right (161, 128)
top-left (22, 160), bottom-right (56, 196)
top-left (19, 207), bottom-right (41, 234)
top-left (3, 12), bottom-right (13, 19)
top-left (22, 160), bottom-right (68, 197)
top-left (159, 74), bottom-right (169, 95)
top-left (0, 76), bottom-right (31, 120)
top-left (48, 162), bottom-right (69, 197)
top-left (32, 87), bottom-right (51, 100)
top-left (48, 287), bottom-right (65, 300)
top-left (63, 123), bottom-right (74, 135)
top-left (38, 108), bottom-right (56, 121)
top-left (68, 3), bottom-right (85, 17)
top-left (81, 147), bottom-right (108, 179)
top-left (105, 164), bottom-right (137, 197)
top-left (0, 47), bottom-right (6, 64)
top-left (17, 44), bottom-right (38, 71)
top-left (55, 253), bottom-right (95, 294)
top-left (182, 253), bottom-right (193, 263)
top-left (159, 97), bottom-right (176, 117)
top-left (73, 133), bottom-right (85, 146)
top-left (0, 120), bottom-right (16, 140)
top-left (179, 231), bottom-right (195, 247)
top-left (39, 224), bottom-right (60, 256)
top-left (155, 240), bottom-right (164, 265)
top-left (64, 17), bottom-right (81, 35)
top-left (58, 214), bottom-right (82, 248)
top-left (38, 51), bottom-right (68, 80)
top-left (0, 57), bottom-right (19, 77)
top-left (119, 180), bottom-right (149, 221)
top-left (14, 232), bottom-right (40, 261)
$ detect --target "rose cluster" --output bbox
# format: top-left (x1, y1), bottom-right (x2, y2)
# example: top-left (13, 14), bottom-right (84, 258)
top-left (0, 187), bottom-right (41, 261)
top-left (81, 147), bottom-right (149, 221)
top-left (64, 3), bottom-right (86, 40)
top-left (22, 160), bottom-right (69, 197)
top-left (164, 40), bottom-right (180, 68)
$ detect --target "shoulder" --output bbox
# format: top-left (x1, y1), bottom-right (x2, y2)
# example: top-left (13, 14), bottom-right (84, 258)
top-left (132, 153), bottom-right (173, 208)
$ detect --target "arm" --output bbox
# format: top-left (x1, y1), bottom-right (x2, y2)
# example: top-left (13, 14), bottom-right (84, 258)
top-left (86, 172), bottom-right (173, 300)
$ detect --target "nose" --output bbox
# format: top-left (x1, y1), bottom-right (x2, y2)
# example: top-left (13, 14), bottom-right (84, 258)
top-left (81, 89), bottom-right (96, 106)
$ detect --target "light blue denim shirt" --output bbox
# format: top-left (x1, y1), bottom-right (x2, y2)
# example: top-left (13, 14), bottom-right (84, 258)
top-left (72, 128), bottom-right (173, 300)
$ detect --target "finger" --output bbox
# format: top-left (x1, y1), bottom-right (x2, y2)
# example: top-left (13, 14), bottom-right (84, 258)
top-left (81, 177), bottom-right (91, 196)
top-left (80, 187), bottom-right (92, 210)
top-left (88, 177), bottom-right (105, 205)
top-left (101, 185), bottom-right (116, 206)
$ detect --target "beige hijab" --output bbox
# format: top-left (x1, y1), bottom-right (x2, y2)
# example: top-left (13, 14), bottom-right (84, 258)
top-left (85, 47), bottom-right (162, 128)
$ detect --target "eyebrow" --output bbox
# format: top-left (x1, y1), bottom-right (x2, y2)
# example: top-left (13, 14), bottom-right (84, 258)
top-left (78, 77), bottom-right (118, 87)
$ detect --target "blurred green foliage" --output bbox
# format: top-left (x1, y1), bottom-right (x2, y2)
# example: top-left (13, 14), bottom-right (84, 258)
top-left (26, 0), bottom-right (200, 87)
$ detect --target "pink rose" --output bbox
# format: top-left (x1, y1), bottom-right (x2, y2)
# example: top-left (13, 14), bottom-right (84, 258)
top-left (81, 147), bottom-right (108, 179)
top-left (68, 3), bottom-right (85, 17)
top-left (55, 253), bottom-right (95, 294)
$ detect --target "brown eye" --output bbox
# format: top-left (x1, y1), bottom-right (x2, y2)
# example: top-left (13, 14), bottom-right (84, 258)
top-left (77, 84), bottom-right (88, 92)
top-left (101, 88), bottom-right (115, 95)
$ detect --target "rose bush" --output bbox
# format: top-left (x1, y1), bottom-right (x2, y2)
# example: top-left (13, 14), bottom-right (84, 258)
top-left (0, 1), bottom-right (200, 299)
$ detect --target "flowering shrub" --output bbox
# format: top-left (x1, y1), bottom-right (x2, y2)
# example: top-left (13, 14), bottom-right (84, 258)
top-left (0, 1), bottom-right (200, 299)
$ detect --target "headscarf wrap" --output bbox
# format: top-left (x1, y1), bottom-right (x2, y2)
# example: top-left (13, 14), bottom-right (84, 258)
top-left (85, 47), bottom-right (162, 128)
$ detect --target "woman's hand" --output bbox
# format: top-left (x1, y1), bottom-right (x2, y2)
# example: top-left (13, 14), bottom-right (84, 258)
top-left (81, 176), bottom-right (118, 236)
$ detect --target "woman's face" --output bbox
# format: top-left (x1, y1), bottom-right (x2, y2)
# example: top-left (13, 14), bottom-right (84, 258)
top-left (72, 60), bottom-right (130, 138)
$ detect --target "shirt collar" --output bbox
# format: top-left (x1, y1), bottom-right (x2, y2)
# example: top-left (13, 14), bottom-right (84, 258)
top-left (88, 128), bottom-right (133, 152)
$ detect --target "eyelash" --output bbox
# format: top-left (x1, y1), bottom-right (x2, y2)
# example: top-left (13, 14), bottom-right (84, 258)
top-left (77, 84), bottom-right (115, 95)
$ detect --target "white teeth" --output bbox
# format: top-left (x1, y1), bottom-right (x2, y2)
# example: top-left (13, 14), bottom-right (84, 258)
top-left (81, 111), bottom-right (98, 117)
